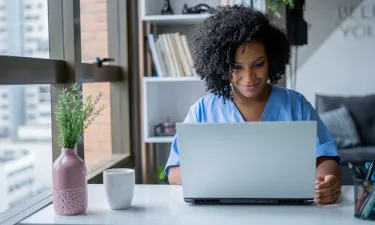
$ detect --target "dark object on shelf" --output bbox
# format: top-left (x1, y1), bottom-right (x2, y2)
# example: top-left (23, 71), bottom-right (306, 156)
top-left (161, 0), bottom-right (174, 15)
top-left (154, 118), bottom-right (176, 137)
top-left (182, 3), bottom-right (213, 14)
top-left (286, 0), bottom-right (308, 46)
top-left (95, 57), bottom-right (115, 67)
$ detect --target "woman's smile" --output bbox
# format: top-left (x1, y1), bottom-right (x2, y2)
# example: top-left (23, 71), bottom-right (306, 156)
top-left (238, 80), bottom-right (261, 91)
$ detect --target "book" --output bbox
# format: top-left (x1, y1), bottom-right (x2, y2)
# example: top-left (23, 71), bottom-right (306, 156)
top-left (147, 34), bottom-right (165, 77)
top-left (147, 32), bottom-right (197, 77)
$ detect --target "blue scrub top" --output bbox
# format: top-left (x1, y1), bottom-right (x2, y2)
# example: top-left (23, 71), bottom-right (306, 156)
top-left (164, 85), bottom-right (340, 176)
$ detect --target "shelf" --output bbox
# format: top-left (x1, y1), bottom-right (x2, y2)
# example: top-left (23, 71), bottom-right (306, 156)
top-left (145, 136), bottom-right (174, 143)
top-left (143, 76), bottom-right (203, 83)
top-left (142, 77), bottom-right (207, 143)
top-left (142, 14), bottom-right (210, 25)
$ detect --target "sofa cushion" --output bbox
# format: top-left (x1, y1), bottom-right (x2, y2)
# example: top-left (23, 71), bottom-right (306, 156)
top-left (319, 106), bottom-right (361, 148)
top-left (316, 94), bottom-right (375, 146)
top-left (338, 146), bottom-right (375, 163)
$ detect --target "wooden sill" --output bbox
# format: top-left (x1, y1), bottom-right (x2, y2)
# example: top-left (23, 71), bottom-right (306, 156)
top-left (87, 154), bottom-right (134, 183)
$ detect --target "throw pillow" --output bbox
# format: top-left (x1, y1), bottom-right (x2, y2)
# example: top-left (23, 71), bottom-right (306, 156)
top-left (319, 106), bottom-right (361, 149)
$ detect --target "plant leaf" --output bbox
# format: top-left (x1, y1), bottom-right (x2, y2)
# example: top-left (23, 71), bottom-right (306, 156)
top-left (54, 83), bottom-right (105, 149)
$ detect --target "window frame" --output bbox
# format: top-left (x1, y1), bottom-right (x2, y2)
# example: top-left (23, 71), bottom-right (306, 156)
top-left (0, 0), bottom-right (132, 224)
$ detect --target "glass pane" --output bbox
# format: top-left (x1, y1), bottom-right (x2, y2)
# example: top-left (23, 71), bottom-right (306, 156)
top-left (82, 82), bottom-right (112, 173)
top-left (0, 84), bottom-right (52, 213)
top-left (80, 0), bottom-right (108, 63)
top-left (0, 0), bottom-right (49, 58)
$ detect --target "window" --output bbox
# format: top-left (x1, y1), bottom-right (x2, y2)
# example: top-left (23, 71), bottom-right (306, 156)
top-left (0, 0), bottom-right (49, 58)
top-left (83, 83), bottom-right (113, 173)
top-left (38, 86), bottom-right (49, 93)
top-left (27, 114), bottom-right (36, 120)
top-left (79, 0), bottom-right (130, 174)
top-left (0, 0), bottom-right (131, 224)
top-left (0, 84), bottom-right (52, 214)
top-left (80, 0), bottom-right (108, 63)
top-left (25, 15), bottom-right (40, 21)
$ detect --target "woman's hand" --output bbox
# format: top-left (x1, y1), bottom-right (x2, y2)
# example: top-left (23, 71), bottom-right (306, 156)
top-left (314, 175), bottom-right (341, 205)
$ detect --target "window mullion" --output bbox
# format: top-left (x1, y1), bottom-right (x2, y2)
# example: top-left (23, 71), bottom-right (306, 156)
top-left (62, 0), bottom-right (84, 160)
top-left (80, 63), bottom-right (122, 83)
top-left (48, 0), bottom-right (65, 162)
top-left (107, 0), bottom-right (131, 159)
top-left (47, 0), bottom-right (64, 59)
top-left (61, 0), bottom-right (83, 83)
top-left (0, 56), bottom-right (66, 85)
top-left (48, 0), bottom-right (84, 161)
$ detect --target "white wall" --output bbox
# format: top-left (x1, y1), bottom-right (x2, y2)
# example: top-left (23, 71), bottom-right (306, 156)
top-left (291, 0), bottom-right (375, 107)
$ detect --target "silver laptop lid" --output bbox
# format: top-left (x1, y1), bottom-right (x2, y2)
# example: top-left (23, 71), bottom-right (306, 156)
top-left (177, 121), bottom-right (317, 200)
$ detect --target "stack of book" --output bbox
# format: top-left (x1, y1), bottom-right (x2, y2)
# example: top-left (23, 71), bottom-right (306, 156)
top-left (147, 33), bottom-right (197, 77)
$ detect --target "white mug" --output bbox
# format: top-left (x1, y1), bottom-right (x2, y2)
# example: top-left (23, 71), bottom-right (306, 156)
top-left (103, 168), bottom-right (135, 210)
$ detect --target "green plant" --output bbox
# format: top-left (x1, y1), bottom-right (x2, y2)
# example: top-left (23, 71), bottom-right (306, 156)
top-left (267, 0), bottom-right (294, 18)
top-left (155, 164), bottom-right (167, 181)
top-left (55, 83), bottom-right (105, 149)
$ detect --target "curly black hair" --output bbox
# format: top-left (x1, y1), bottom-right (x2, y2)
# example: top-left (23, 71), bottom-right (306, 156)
top-left (191, 5), bottom-right (291, 100)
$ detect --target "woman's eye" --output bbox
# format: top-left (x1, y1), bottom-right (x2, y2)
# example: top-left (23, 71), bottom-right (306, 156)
top-left (253, 62), bottom-right (265, 69)
top-left (233, 65), bottom-right (242, 70)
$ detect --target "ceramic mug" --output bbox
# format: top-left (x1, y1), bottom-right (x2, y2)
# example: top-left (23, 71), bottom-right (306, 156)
top-left (103, 168), bottom-right (135, 210)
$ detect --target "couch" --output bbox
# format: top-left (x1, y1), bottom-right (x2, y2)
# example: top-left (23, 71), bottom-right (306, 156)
top-left (315, 94), bottom-right (375, 185)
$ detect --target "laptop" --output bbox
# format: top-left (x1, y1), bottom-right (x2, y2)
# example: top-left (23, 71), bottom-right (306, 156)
top-left (176, 121), bottom-right (317, 205)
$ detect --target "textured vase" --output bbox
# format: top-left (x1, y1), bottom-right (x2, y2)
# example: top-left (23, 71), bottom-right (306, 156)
top-left (52, 147), bottom-right (88, 216)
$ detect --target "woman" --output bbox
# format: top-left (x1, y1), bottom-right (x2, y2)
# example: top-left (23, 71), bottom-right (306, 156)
top-left (165, 5), bottom-right (341, 205)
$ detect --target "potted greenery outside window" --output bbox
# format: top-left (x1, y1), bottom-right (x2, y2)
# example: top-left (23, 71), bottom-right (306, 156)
top-left (267, 0), bottom-right (294, 18)
top-left (52, 83), bottom-right (105, 216)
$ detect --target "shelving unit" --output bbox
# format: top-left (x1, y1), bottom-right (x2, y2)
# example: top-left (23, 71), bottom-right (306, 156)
top-left (138, 0), bottom-right (286, 184)
top-left (142, 14), bottom-right (210, 25)
top-left (142, 76), bottom-right (206, 144)
top-left (143, 76), bottom-right (202, 82)
top-left (138, 0), bottom-right (221, 184)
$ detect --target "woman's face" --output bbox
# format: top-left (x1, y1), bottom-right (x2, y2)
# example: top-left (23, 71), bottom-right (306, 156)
top-left (230, 41), bottom-right (269, 99)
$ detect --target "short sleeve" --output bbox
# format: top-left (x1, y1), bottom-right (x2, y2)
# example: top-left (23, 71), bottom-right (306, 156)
top-left (301, 96), bottom-right (341, 163)
top-left (164, 105), bottom-right (199, 176)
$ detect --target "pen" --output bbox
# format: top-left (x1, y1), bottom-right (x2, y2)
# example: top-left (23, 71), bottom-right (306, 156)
top-left (348, 162), bottom-right (365, 179)
top-left (361, 190), bottom-right (375, 218)
top-left (357, 191), bottom-right (371, 217)
top-left (356, 162), bottom-right (375, 217)
top-left (354, 162), bottom-right (374, 214)
top-left (363, 181), bottom-right (374, 192)
top-left (365, 162), bottom-right (374, 181)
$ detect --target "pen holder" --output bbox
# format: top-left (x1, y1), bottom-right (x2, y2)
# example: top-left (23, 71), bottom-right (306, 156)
top-left (354, 178), bottom-right (375, 220)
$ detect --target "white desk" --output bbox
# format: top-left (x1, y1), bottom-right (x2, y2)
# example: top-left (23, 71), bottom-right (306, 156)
top-left (21, 184), bottom-right (370, 225)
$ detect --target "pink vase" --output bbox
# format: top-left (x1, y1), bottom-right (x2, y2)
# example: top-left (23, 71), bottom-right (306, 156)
top-left (52, 148), bottom-right (88, 216)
